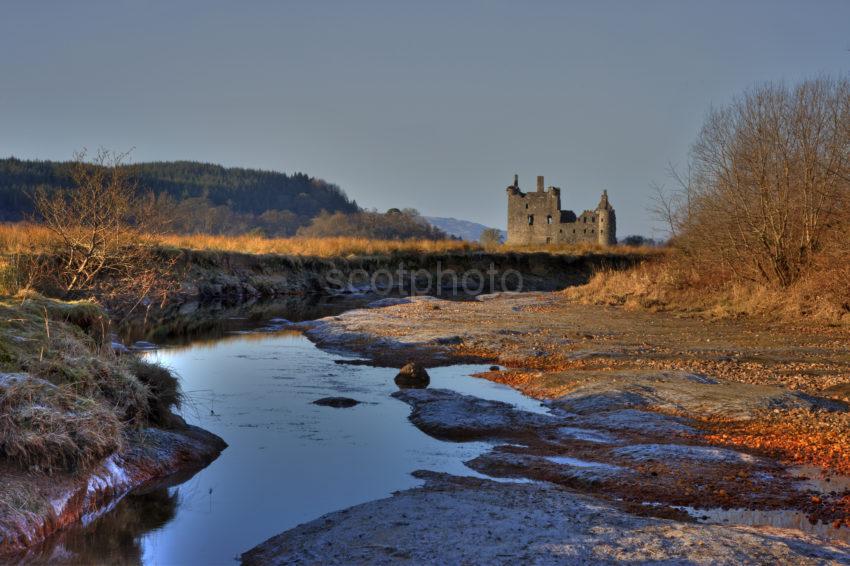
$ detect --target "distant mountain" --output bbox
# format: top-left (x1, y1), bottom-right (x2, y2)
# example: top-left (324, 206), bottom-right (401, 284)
top-left (424, 216), bottom-right (507, 242)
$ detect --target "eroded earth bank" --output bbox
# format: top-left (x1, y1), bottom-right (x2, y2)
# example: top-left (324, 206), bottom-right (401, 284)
top-left (244, 292), bottom-right (850, 564)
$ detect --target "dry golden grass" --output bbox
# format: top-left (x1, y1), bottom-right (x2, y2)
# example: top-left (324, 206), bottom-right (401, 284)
top-left (0, 223), bottom-right (56, 254)
top-left (0, 222), bottom-right (656, 258)
top-left (158, 233), bottom-right (479, 256)
top-left (0, 376), bottom-right (122, 474)
top-left (497, 241), bottom-right (661, 256)
top-left (565, 255), bottom-right (850, 325)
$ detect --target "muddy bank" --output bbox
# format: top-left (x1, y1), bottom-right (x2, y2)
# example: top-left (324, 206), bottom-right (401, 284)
top-left (168, 248), bottom-right (647, 303)
top-left (0, 422), bottom-right (225, 557)
top-left (0, 294), bottom-right (228, 556)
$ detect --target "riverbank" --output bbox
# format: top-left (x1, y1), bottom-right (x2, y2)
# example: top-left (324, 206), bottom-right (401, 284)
top-left (245, 292), bottom-right (850, 563)
top-left (169, 247), bottom-right (650, 303)
top-left (0, 294), bottom-right (226, 555)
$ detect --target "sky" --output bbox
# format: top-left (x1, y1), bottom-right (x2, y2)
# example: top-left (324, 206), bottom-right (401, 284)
top-left (1, 1), bottom-right (848, 236)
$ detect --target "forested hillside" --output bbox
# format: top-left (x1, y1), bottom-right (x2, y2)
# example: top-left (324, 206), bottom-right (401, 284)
top-left (0, 157), bottom-right (358, 235)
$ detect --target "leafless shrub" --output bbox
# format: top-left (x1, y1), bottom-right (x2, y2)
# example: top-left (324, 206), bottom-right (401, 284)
top-left (479, 228), bottom-right (504, 248)
top-left (661, 77), bottom-right (850, 287)
top-left (28, 149), bottom-right (180, 310)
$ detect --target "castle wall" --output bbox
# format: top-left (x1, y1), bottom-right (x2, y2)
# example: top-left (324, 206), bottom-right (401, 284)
top-left (506, 177), bottom-right (616, 246)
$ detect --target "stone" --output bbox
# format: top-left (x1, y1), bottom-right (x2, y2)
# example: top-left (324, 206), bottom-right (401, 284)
top-left (394, 362), bottom-right (430, 389)
top-left (312, 397), bottom-right (361, 408)
top-left (391, 388), bottom-right (560, 440)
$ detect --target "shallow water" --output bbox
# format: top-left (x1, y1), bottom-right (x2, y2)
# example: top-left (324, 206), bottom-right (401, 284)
top-left (688, 507), bottom-right (850, 544)
top-left (29, 309), bottom-right (545, 564)
top-left (22, 298), bottom-right (850, 562)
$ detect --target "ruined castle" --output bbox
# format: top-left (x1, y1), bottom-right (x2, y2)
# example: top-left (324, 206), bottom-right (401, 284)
top-left (506, 175), bottom-right (616, 246)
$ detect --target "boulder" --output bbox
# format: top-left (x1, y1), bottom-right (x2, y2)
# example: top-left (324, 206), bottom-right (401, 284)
top-left (394, 362), bottom-right (430, 389)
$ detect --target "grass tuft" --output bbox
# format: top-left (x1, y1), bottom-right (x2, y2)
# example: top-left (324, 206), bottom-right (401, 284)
top-left (127, 358), bottom-right (182, 427)
top-left (0, 375), bottom-right (122, 474)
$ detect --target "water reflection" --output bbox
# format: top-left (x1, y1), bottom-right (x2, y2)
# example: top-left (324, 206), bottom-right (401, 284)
top-left (26, 305), bottom-right (541, 564)
top-left (690, 507), bottom-right (850, 544)
top-left (118, 294), bottom-right (376, 347)
top-left (13, 483), bottom-right (179, 565)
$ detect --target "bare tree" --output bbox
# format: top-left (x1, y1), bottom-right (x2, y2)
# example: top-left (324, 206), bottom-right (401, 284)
top-left (31, 149), bottom-right (178, 309)
top-left (672, 77), bottom-right (850, 287)
top-left (479, 228), bottom-right (503, 248)
top-left (649, 163), bottom-right (695, 239)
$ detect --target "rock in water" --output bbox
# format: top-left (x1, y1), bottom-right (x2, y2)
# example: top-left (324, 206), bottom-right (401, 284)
top-left (312, 397), bottom-right (360, 408)
top-left (395, 362), bottom-right (430, 389)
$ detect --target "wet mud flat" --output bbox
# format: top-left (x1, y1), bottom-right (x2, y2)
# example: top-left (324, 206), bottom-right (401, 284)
top-left (245, 293), bottom-right (850, 563)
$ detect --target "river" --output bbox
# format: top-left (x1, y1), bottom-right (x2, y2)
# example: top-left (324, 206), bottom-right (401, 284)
top-left (28, 297), bottom-right (545, 564)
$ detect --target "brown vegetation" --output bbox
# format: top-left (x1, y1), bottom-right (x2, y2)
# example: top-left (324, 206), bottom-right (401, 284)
top-left (0, 222), bottom-right (654, 268)
top-left (296, 208), bottom-right (449, 240)
top-left (0, 376), bottom-right (122, 475)
top-left (565, 257), bottom-right (850, 324)
top-left (17, 150), bottom-right (179, 310)
top-left (705, 409), bottom-right (850, 477)
top-left (570, 77), bottom-right (850, 325)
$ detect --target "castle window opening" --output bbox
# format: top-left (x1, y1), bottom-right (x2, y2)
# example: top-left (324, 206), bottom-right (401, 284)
top-left (527, 215), bottom-right (534, 225)
top-left (547, 215), bottom-right (552, 224)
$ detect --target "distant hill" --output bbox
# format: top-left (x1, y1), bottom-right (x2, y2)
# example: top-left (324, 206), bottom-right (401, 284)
top-left (424, 216), bottom-right (506, 242)
top-left (0, 157), bottom-right (359, 235)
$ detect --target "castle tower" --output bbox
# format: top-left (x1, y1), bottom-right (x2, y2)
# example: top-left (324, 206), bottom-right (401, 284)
top-left (595, 190), bottom-right (616, 246)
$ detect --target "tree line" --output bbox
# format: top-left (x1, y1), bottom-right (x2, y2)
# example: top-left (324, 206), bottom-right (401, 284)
top-left (0, 157), bottom-right (358, 236)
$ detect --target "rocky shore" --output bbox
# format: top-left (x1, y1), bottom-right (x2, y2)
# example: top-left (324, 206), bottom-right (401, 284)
top-left (246, 292), bottom-right (850, 564)
top-left (243, 472), bottom-right (850, 565)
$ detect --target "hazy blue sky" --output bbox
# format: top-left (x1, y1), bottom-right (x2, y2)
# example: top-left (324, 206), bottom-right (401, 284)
top-left (2, 1), bottom-right (848, 235)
